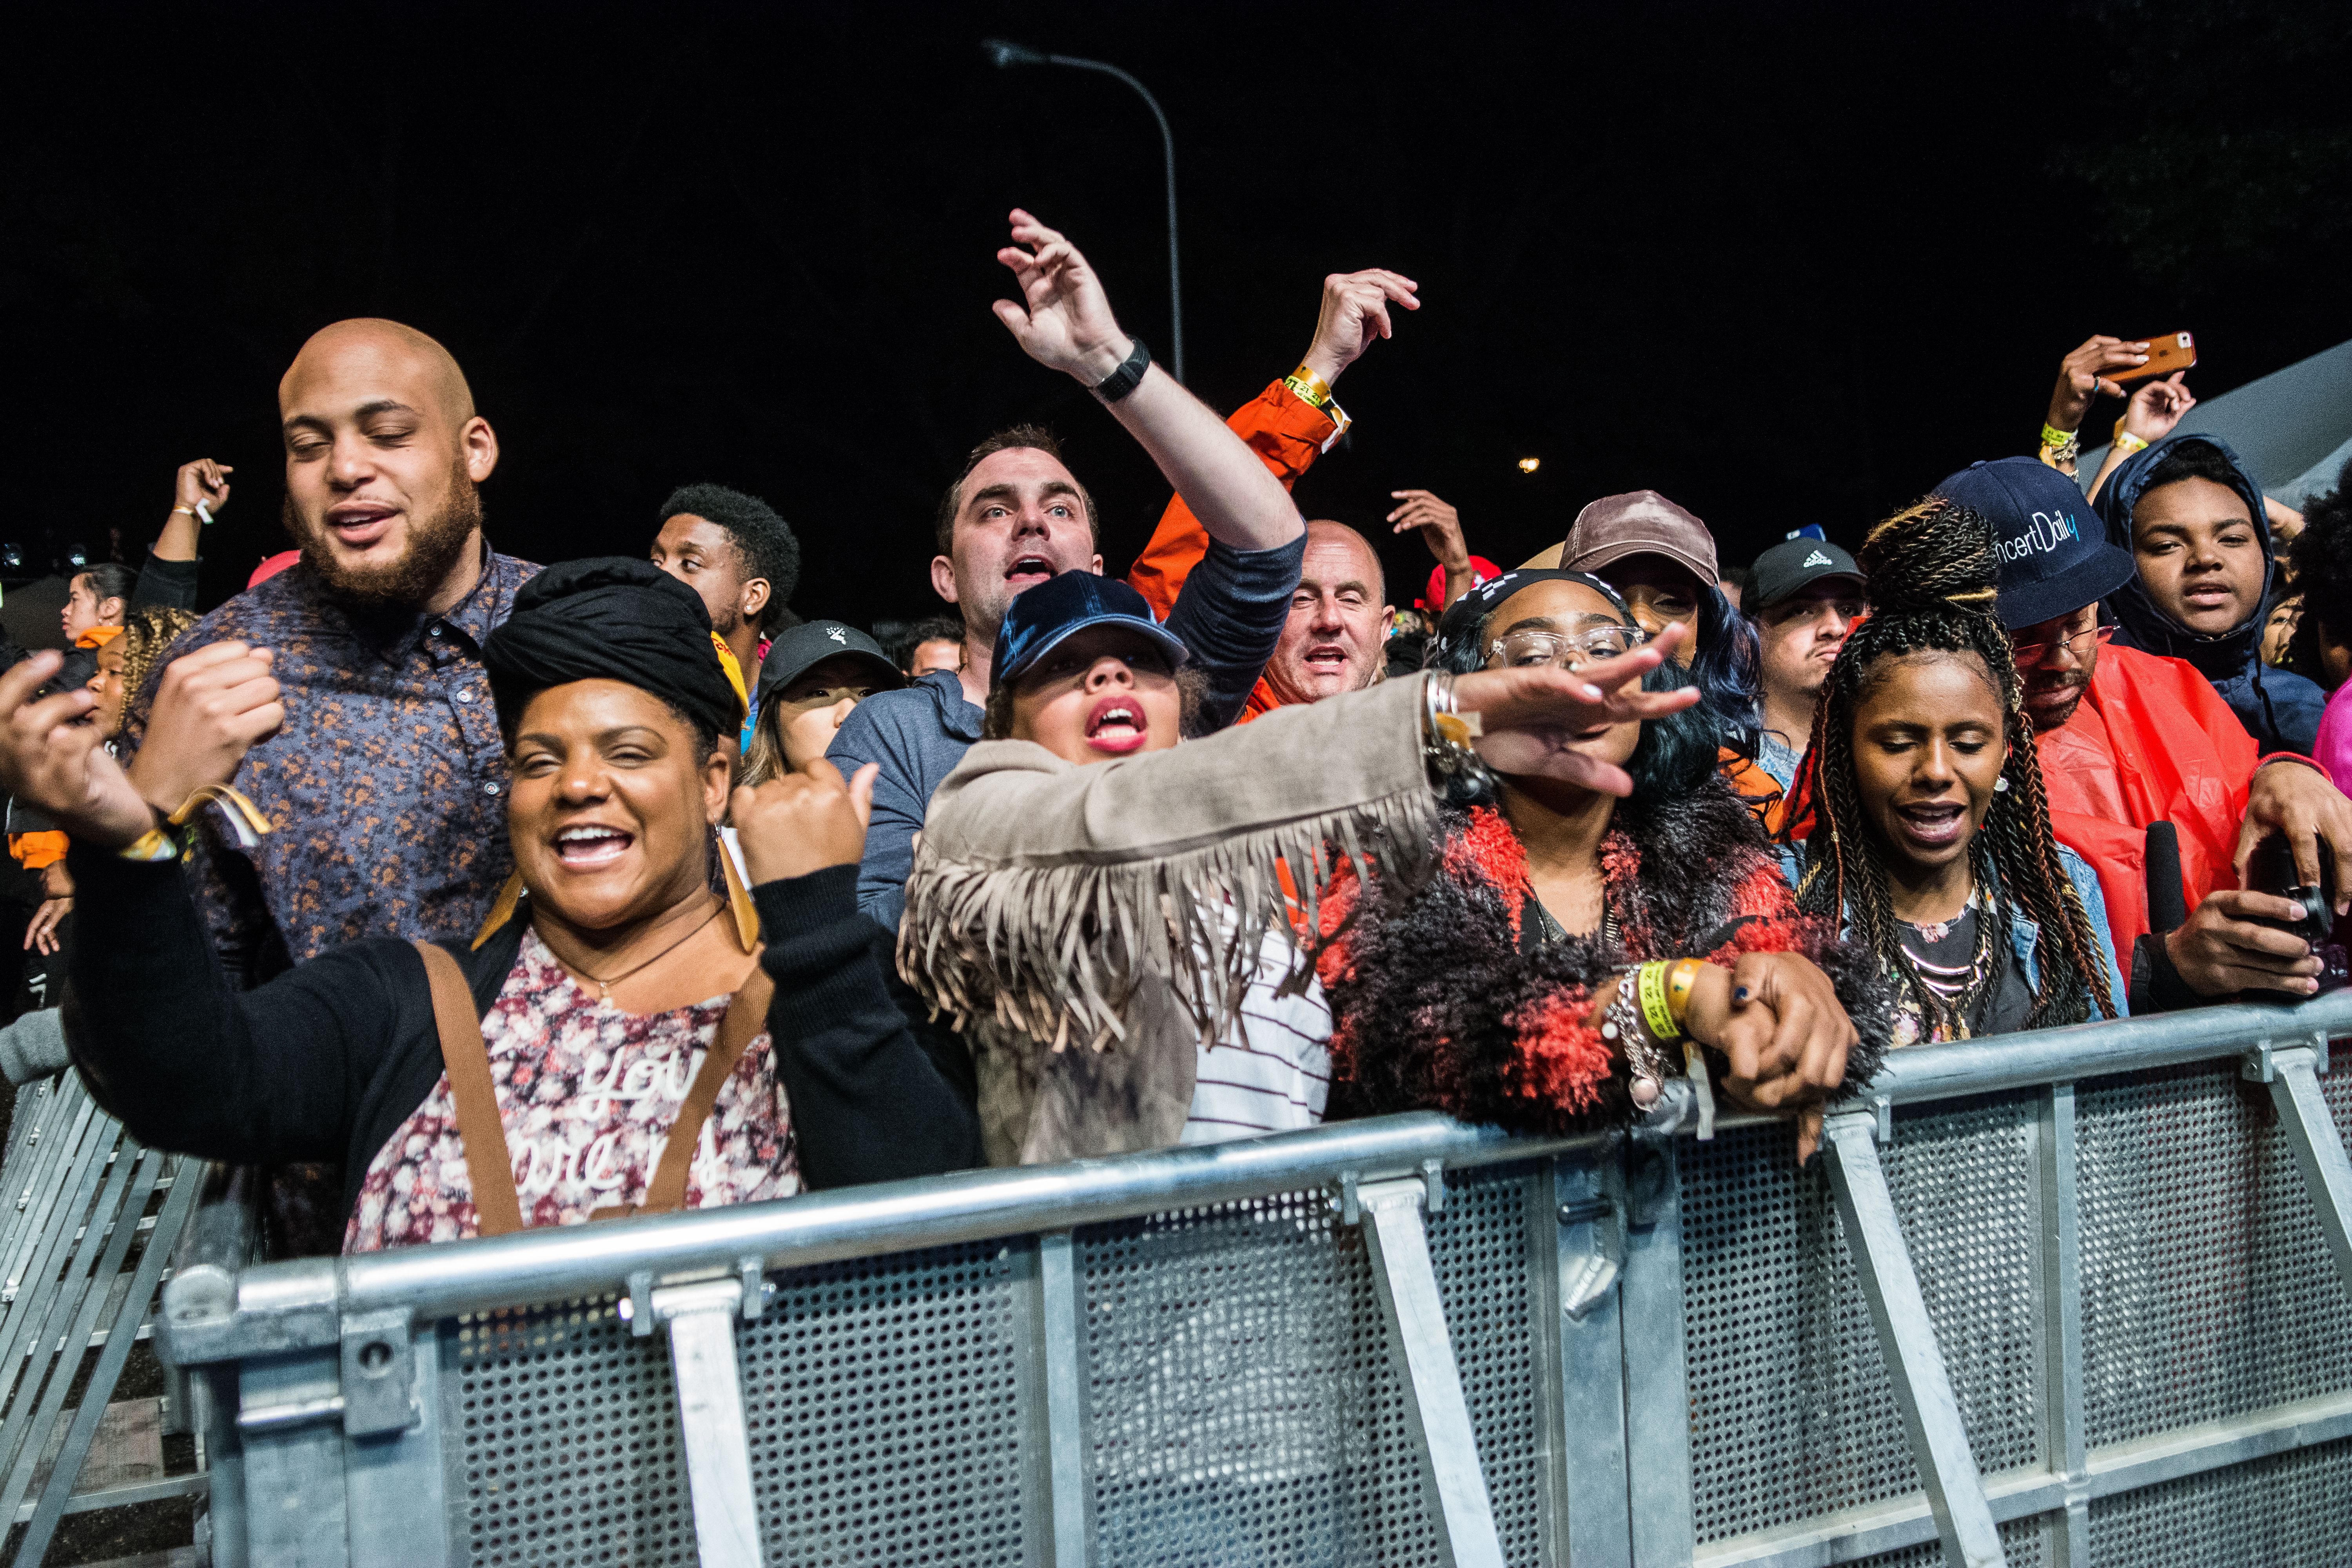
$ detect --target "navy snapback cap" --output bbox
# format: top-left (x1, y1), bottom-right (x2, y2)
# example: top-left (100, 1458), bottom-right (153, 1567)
top-left (1934, 457), bottom-right (2136, 631)
top-left (991, 571), bottom-right (1189, 687)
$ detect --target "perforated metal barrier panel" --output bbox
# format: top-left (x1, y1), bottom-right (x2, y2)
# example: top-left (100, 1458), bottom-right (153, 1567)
top-left (450, 1240), bottom-right (1029, 1568)
top-left (167, 1006), bottom-right (2352, 1568)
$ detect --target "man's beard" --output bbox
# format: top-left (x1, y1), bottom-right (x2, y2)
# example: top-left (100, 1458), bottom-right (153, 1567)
top-left (286, 460), bottom-right (482, 611)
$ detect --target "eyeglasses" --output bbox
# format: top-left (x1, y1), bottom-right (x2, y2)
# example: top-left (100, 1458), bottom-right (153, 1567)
top-left (2011, 624), bottom-right (2114, 666)
top-left (1486, 624), bottom-right (1646, 671)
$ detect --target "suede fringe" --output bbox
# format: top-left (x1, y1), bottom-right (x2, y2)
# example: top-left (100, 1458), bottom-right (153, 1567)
top-left (898, 782), bottom-right (1441, 1052)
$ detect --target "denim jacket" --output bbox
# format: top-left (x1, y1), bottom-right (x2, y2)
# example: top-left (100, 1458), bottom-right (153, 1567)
top-left (1779, 843), bottom-right (2129, 1026)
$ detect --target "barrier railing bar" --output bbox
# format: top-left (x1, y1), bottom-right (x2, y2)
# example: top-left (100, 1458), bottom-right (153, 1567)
top-left (1619, 1134), bottom-right (1696, 1568)
top-left (0, 1096), bottom-right (100, 1311)
top-left (0, 1080), bottom-right (91, 1274)
top-left (1354, 1175), bottom-right (1506, 1568)
top-left (2256, 1042), bottom-right (2352, 1298)
top-left (15, 1151), bottom-right (194, 1568)
top-left (0, 1133), bottom-right (141, 1532)
top-left (655, 1278), bottom-right (763, 1568)
top-left (1695, 1383), bottom-right (2352, 1568)
top-left (9, 1468), bottom-right (207, 1525)
top-left (1014, 1230), bottom-right (1091, 1568)
top-left (1538, 1154), bottom-right (1631, 1566)
top-left (2033, 1083), bottom-right (2089, 1567)
top-left (160, 992), bottom-right (2352, 1364)
top-left (1869, 990), bottom-right (2352, 1106)
top-left (164, 1116), bottom-right (1601, 1361)
top-left (1820, 1111), bottom-right (2006, 1568)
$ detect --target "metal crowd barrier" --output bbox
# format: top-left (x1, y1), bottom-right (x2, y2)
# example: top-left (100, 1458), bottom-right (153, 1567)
top-left (0, 1070), bottom-right (204, 1566)
top-left (153, 992), bottom-right (2352, 1568)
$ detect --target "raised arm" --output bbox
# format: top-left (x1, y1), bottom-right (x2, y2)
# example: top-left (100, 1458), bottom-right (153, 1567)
top-left (990, 209), bottom-right (1309, 555)
top-left (733, 756), bottom-right (981, 1187)
top-left (1128, 267), bottom-right (1419, 617)
top-left (0, 642), bottom-right (390, 1163)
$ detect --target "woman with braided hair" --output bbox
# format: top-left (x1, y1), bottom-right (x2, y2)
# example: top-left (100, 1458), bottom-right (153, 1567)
top-left (1790, 497), bottom-right (2127, 1045)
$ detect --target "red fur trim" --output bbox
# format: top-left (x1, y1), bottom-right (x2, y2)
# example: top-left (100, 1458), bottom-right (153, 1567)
top-left (1502, 988), bottom-right (1610, 1114)
top-left (1450, 807), bottom-right (1531, 937)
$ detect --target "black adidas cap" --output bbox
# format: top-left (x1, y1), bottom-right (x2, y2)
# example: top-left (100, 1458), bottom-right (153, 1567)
top-left (1749, 537), bottom-right (1865, 612)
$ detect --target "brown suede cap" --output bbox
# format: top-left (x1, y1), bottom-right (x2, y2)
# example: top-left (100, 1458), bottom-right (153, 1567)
top-left (1561, 490), bottom-right (1719, 585)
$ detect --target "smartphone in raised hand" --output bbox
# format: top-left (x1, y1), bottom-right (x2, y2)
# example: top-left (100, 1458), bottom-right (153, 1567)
top-left (2108, 331), bottom-right (2196, 385)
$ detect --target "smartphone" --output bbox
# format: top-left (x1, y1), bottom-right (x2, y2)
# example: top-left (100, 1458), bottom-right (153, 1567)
top-left (2108, 331), bottom-right (2196, 386)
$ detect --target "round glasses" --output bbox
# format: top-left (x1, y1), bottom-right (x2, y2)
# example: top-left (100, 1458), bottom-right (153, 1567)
top-left (1486, 624), bottom-right (1646, 672)
top-left (2011, 624), bottom-right (2114, 667)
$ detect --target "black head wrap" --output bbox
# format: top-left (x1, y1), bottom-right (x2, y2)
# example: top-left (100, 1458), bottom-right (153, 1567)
top-left (483, 557), bottom-right (745, 742)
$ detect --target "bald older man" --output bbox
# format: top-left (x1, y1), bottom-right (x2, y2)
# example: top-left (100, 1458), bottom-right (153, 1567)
top-left (127, 318), bottom-right (539, 980)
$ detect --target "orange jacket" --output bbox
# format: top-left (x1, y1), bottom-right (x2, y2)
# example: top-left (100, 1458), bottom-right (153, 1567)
top-left (1127, 378), bottom-right (1340, 722)
top-left (2037, 642), bottom-right (2278, 980)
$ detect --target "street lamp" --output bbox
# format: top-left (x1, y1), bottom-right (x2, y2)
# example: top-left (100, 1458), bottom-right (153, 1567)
top-left (982, 39), bottom-right (1184, 383)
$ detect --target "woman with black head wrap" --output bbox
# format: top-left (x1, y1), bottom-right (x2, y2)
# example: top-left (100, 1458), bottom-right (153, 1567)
top-left (6, 557), bottom-right (979, 1253)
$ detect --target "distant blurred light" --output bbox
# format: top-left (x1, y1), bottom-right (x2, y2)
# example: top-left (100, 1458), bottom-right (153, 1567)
top-left (66, 548), bottom-right (87, 567)
top-left (0, 545), bottom-right (19, 569)
top-left (1517, 457), bottom-right (1541, 474)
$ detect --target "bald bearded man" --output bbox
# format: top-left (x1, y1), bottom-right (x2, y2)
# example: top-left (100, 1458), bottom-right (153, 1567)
top-left (128, 318), bottom-right (540, 982)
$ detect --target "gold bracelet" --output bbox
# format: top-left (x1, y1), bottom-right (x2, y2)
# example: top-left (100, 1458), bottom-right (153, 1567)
top-left (1637, 961), bottom-right (1680, 1042)
top-left (1284, 364), bottom-right (1334, 410)
top-left (1665, 958), bottom-right (1705, 1029)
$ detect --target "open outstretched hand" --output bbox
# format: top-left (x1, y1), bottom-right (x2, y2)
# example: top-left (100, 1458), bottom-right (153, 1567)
top-left (1452, 622), bottom-right (1699, 795)
top-left (990, 209), bottom-right (1134, 387)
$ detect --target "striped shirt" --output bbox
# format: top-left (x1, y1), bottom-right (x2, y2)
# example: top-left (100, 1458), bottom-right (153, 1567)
top-left (1180, 930), bottom-right (1333, 1144)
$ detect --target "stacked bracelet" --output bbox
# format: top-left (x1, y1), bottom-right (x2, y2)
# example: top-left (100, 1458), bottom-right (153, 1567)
top-left (2112, 417), bottom-right (2150, 457)
top-left (1599, 970), bottom-right (1670, 1107)
top-left (2038, 423), bottom-right (2082, 471)
top-left (1419, 673), bottom-right (1493, 795)
top-left (1283, 364), bottom-right (1334, 410)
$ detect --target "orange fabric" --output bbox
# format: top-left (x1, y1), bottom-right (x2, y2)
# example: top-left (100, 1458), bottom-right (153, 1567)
top-left (76, 625), bottom-right (124, 650)
top-left (1717, 748), bottom-right (1789, 838)
top-left (1125, 378), bottom-right (1339, 724)
top-left (9, 832), bottom-right (67, 871)
top-left (2037, 642), bottom-right (2263, 979)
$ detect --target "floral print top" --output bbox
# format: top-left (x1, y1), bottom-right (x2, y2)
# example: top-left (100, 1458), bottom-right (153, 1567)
top-left (125, 545), bottom-right (538, 979)
top-left (345, 929), bottom-right (799, 1252)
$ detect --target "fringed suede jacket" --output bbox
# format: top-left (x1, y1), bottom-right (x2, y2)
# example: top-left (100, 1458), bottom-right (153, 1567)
top-left (902, 676), bottom-right (1892, 1156)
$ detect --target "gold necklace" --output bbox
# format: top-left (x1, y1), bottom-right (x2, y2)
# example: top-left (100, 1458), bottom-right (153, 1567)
top-left (569, 901), bottom-right (725, 1002)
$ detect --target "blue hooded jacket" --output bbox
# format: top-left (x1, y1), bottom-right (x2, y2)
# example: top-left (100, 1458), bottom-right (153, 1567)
top-left (2092, 433), bottom-right (2325, 755)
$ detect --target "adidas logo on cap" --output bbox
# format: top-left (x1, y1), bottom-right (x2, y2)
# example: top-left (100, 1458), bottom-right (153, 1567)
top-left (1803, 550), bottom-right (1832, 568)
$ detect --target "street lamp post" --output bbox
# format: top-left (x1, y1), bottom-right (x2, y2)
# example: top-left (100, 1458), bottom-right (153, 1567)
top-left (981, 40), bottom-right (1183, 383)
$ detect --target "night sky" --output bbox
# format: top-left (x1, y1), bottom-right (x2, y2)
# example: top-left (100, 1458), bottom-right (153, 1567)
top-left (7, 2), bottom-right (2347, 633)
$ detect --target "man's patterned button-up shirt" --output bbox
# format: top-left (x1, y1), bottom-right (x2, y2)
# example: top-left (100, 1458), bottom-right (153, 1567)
top-left (129, 545), bottom-right (541, 982)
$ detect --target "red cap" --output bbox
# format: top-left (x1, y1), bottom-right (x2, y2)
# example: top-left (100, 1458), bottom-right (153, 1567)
top-left (247, 550), bottom-right (300, 590)
top-left (1418, 555), bottom-right (1501, 612)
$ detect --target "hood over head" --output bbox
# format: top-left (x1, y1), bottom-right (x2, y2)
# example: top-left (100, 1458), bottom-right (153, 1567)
top-left (2092, 432), bottom-right (2278, 681)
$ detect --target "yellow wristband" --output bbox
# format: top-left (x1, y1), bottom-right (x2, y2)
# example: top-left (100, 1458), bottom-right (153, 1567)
top-left (1637, 961), bottom-right (1679, 1043)
top-left (1284, 364), bottom-right (1334, 409)
top-left (2111, 419), bottom-right (2149, 457)
top-left (1665, 958), bottom-right (1704, 1029)
top-left (2039, 423), bottom-right (2077, 451)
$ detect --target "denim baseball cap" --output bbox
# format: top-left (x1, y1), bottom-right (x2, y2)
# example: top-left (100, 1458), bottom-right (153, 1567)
top-left (990, 570), bottom-right (1190, 687)
top-left (1935, 457), bottom-right (2136, 631)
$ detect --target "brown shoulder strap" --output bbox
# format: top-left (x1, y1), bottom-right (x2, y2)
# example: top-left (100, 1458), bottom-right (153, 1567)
top-left (411, 940), bottom-right (527, 1238)
top-left (639, 965), bottom-right (774, 1215)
